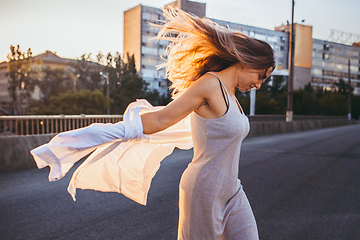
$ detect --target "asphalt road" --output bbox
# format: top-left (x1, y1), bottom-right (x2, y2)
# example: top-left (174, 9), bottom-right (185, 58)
top-left (1, 124), bottom-right (360, 240)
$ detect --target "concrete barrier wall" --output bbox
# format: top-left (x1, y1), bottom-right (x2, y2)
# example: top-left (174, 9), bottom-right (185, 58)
top-left (0, 134), bottom-right (53, 173)
top-left (0, 119), bottom-right (356, 173)
top-left (247, 119), bottom-right (355, 137)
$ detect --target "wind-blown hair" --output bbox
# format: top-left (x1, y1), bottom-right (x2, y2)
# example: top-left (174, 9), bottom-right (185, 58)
top-left (154, 7), bottom-right (275, 98)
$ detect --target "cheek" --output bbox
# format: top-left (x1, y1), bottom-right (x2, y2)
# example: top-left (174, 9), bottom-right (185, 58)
top-left (250, 77), bottom-right (259, 84)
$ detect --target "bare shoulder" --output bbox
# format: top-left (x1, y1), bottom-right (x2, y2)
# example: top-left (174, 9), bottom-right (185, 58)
top-left (141, 73), bottom-right (225, 134)
top-left (187, 73), bottom-right (221, 98)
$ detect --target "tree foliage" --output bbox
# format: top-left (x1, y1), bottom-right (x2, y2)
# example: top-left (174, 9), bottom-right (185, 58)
top-left (334, 79), bottom-right (354, 96)
top-left (237, 76), bottom-right (287, 115)
top-left (71, 53), bottom-right (103, 91)
top-left (6, 45), bottom-right (39, 114)
top-left (103, 52), bottom-right (159, 114)
top-left (30, 90), bottom-right (110, 115)
top-left (35, 67), bottom-right (73, 105)
top-left (26, 51), bottom-right (160, 115)
top-left (8, 44), bottom-right (357, 119)
top-left (237, 77), bottom-right (360, 119)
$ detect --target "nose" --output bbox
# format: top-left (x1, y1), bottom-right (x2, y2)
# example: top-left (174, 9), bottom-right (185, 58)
top-left (255, 82), bottom-right (261, 89)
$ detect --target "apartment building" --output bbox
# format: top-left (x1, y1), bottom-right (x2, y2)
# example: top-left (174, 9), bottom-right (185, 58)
top-left (124, 0), bottom-right (360, 96)
top-left (311, 39), bottom-right (360, 94)
top-left (124, 0), bottom-right (289, 96)
top-left (213, 19), bottom-right (289, 75)
top-left (124, 1), bottom-right (206, 96)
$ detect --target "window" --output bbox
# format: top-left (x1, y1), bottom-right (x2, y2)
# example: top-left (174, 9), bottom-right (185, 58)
top-left (350, 58), bottom-right (359, 65)
top-left (159, 39), bottom-right (168, 46)
top-left (324, 62), bottom-right (334, 69)
top-left (142, 12), bottom-right (150, 21)
top-left (267, 35), bottom-right (278, 42)
top-left (311, 68), bottom-right (322, 76)
top-left (350, 66), bottom-right (358, 72)
top-left (142, 69), bottom-right (158, 79)
top-left (312, 59), bottom-right (322, 67)
top-left (323, 53), bottom-right (330, 60)
top-left (280, 46), bottom-right (285, 51)
top-left (254, 33), bottom-right (266, 41)
top-left (323, 44), bottom-right (330, 51)
top-left (142, 46), bottom-right (158, 56)
top-left (142, 56), bottom-right (158, 66)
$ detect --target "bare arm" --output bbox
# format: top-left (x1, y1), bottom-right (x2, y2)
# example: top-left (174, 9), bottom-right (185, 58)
top-left (141, 76), bottom-right (215, 134)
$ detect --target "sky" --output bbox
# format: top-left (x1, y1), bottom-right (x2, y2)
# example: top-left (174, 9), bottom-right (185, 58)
top-left (1, 0), bottom-right (360, 62)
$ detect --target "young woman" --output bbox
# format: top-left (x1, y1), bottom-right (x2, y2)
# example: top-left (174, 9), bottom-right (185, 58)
top-left (141, 8), bottom-right (275, 240)
top-left (31, 7), bottom-right (274, 240)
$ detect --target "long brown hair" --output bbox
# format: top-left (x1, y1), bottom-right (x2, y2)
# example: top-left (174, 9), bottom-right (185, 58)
top-left (154, 7), bottom-right (275, 97)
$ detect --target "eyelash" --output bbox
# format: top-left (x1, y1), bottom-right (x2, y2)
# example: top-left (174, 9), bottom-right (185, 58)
top-left (258, 70), bottom-right (267, 80)
top-left (258, 74), bottom-right (266, 80)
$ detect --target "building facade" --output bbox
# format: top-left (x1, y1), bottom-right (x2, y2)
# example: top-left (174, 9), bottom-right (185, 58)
top-left (123, 0), bottom-right (206, 96)
top-left (124, 0), bottom-right (289, 95)
top-left (311, 39), bottom-right (360, 94)
top-left (212, 19), bottom-right (289, 76)
top-left (124, 0), bottom-right (360, 96)
top-left (124, 5), bottom-right (169, 96)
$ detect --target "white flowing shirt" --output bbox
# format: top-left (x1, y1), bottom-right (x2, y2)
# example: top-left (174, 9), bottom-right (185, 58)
top-left (30, 100), bottom-right (193, 205)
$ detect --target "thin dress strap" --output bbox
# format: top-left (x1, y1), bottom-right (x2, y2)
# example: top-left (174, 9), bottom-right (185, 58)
top-left (206, 72), bottom-right (229, 112)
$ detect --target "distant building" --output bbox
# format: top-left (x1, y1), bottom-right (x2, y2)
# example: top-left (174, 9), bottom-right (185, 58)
top-left (0, 51), bottom-right (102, 114)
top-left (124, 0), bottom-right (289, 96)
top-left (124, 0), bottom-right (360, 95)
top-left (123, 0), bottom-right (206, 96)
top-left (311, 39), bottom-right (360, 95)
top-left (275, 23), bottom-right (313, 90)
top-left (212, 19), bottom-right (289, 76)
top-left (275, 23), bottom-right (360, 94)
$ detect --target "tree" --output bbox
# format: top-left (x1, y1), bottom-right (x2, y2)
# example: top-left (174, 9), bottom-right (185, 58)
top-left (351, 95), bottom-right (360, 120)
top-left (6, 45), bottom-right (39, 114)
top-left (71, 53), bottom-right (103, 91)
top-left (293, 83), bottom-right (319, 115)
top-left (249, 76), bottom-right (287, 115)
top-left (104, 52), bottom-right (159, 113)
top-left (335, 79), bottom-right (354, 96)
top-left (30, 90), bottom-right (110, 115)
top-left (35, 66), bottom-right (73, 105)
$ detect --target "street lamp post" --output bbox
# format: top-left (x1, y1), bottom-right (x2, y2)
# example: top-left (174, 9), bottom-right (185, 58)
top-left (348, 56), bottom-right (352, 120)
top-left (286, 0), bottom-right (295, 122)
top-left (74, 74), bottom-right (80, 91)
top-left (100, 72), bottom-right (110, 115)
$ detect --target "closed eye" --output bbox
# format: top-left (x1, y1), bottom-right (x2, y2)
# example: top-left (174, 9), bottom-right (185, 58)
top-left (258, 69), bottom-right (267, 80)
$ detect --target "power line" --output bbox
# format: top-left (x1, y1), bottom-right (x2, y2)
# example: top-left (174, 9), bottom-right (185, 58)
top-left (328, 29), bottom-right (360, 45)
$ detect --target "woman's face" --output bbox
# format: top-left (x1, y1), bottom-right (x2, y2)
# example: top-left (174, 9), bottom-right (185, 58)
top-left (236, 66), bottom-right (273, 93)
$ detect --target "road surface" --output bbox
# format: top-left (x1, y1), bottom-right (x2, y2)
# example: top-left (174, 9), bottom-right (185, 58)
top-left (1, 124), bottom-right (359, 240)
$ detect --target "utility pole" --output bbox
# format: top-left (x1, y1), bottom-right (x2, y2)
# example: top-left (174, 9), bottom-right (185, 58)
top-left (286, 0), bottom-right (295, 122)
top-left (348, 57), bottom-right (351, 120)
top-left (107, 75), bottom-right (110, 115)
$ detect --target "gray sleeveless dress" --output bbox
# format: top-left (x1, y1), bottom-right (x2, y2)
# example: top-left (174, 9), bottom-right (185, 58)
top-left (178, 73), bottom-right (259, 240)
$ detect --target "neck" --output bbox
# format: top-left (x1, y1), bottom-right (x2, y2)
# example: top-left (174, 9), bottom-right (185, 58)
top-left (217, 64), bottom-right (241, 96)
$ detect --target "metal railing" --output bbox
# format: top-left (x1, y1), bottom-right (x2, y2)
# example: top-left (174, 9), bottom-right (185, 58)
top-left (0, 115), bottom-right (123, 137)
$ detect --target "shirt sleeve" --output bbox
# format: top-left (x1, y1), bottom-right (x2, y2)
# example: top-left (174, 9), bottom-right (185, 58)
top-left (30, 99), bottom-right (193, 205)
